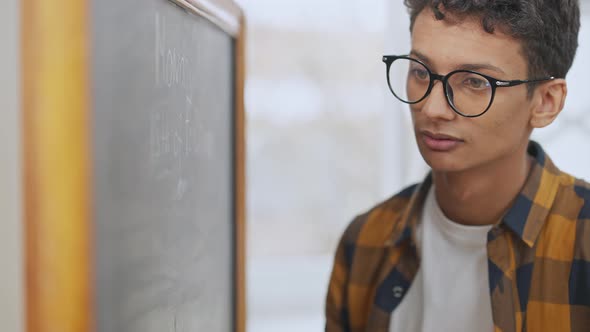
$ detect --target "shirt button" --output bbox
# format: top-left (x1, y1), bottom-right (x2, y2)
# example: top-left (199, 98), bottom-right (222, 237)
top-left (393, 286), bottom-right (404, 298)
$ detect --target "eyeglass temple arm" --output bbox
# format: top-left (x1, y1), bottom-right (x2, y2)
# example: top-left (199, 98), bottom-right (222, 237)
top-left (494, 76), bottom-right (556, 87)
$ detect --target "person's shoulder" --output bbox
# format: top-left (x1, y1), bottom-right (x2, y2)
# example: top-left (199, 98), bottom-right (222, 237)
top-left (548, 170), bottom-right (590, 221)
top-left (560, 174), bottom-right (590, 214)
top-left (572, 177), bottom-right (590, 200)
top-left (557, 175), bottom-right (590, 256)
top-left (564, 177), bottom-right (590, 294)
top-left (572, 176), bottom-right (590, 224)
top-left (338, 183), bottom-right (420, 246)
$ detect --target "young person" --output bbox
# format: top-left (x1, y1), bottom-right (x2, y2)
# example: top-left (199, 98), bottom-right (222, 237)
top-left (325, 1), bottom-right (588, 331)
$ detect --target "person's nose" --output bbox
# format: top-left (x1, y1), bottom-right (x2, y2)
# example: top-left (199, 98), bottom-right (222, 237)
top-left (419, 80), bottom-right (457, 121)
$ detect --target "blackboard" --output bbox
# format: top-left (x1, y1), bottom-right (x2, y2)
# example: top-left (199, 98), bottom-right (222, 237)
top-left (91, 1), bottom-right (244, 331)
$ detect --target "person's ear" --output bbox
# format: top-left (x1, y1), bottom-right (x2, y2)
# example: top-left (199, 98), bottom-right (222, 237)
top-left (530, 79), bottom-right (567, 128)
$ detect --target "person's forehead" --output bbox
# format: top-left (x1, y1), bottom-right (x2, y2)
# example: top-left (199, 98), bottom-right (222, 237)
top-left (410, 8), bottom-right (527, 75)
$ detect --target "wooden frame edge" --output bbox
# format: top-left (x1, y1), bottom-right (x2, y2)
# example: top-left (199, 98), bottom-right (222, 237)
top-left (235, 11), bottom-right (246, 332)
top-left (22, 0), bottom-right (94, 331)
top-left (171, 0), bottom-right (241, 36)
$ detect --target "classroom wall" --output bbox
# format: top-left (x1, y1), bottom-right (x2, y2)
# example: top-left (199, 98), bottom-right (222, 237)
top-left (0, 0), bottom-right (24, 331)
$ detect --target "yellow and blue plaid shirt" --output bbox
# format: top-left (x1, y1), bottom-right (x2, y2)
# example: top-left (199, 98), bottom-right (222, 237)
top-left (326, 141), bottom-right (590, 332)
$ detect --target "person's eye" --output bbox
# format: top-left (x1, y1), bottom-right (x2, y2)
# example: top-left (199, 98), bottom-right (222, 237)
top-left (411, 69), bottom-right (429, 80)
top-left (464, 77), bottom-right (489, 89)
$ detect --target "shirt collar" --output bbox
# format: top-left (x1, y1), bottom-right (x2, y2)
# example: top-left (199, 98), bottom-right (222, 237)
top-left (387, 174), bottom-right (431, 247)
top-left (501, 140), bottom-right (563, 247)
top-left (389, 141), bottom-right (562, 248)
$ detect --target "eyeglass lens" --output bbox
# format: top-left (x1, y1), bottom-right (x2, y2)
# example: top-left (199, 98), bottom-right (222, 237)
top-left (388, 58), bottom-right (493, 116)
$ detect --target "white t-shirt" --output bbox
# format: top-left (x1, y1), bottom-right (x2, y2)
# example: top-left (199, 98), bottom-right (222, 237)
top-left (389, 187), bottom-right (495, 332)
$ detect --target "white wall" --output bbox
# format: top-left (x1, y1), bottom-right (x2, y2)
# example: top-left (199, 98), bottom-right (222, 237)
top-left (236, 1), bottom-right (394, 331)
top-left (0, 0), bottom-right (24, 331)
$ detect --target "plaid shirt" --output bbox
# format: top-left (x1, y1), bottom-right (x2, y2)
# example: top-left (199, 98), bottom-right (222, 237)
top-left (326, 141), bottom-right (590, 332)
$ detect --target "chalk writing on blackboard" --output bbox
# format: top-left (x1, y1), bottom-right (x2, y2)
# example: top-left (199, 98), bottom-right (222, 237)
top-left (149, 104), bottom-right (197, 162)
top-left (155, 12), bottom-right (192, 90)
top-left (150, 11), bottom-right (214, 165)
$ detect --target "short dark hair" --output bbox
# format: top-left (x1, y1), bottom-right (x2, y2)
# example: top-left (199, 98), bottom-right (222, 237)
top-left (404, 0), bottom-right (580, 89)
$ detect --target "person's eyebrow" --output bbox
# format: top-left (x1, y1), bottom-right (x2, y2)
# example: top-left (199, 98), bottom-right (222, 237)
top-left (410, 50), bottom-right (506, 75)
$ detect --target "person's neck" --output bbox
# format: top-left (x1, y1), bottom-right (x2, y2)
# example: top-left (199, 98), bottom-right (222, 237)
top-left (432, 143), bottom-right (533, 226)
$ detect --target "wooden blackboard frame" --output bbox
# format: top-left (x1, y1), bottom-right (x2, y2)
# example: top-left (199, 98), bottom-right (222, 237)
top-left (22, 0), bottom-right (246, 331)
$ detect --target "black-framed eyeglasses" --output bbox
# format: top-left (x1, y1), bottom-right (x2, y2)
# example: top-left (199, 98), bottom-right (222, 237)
top-left (382, 55), bottom-right (556, 118)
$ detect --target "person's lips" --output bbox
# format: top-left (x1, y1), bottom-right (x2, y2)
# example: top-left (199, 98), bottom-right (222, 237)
top-left (420, 130), bottom-right (464, 152)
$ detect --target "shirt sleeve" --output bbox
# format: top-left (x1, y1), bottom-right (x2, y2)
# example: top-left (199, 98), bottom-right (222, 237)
top-left (325, 227), bottom-right (351, 332)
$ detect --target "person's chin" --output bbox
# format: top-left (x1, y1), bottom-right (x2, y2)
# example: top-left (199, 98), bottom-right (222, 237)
top-left (417, 142), bottom-right (468, 172)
